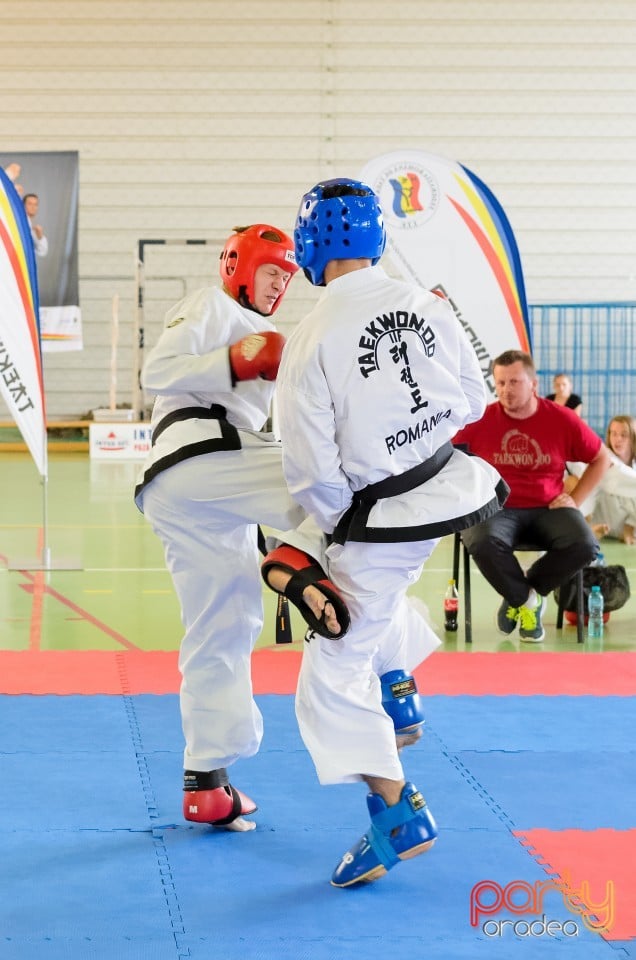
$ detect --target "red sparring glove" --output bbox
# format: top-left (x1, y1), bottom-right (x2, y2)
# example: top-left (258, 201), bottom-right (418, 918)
top-left (229, 330), bottom-right (286, 382)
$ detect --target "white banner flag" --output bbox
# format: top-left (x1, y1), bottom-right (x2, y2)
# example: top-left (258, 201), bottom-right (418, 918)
top-left (0, 166), bottom-right (47, 477)
top-left (360, 150), bottom-right (532, 399)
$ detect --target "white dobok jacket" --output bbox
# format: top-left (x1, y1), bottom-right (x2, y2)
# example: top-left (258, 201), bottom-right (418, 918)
top-left (135, 285), bottom-right (280, 506)
top-left (276, 265), bottom-right (507, 542)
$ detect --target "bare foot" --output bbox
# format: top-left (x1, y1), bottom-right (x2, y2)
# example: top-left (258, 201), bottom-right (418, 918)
top-left (590, 522), bottom-right (609, 538)
top-left (623, 524), bottom-right (635, 545)
top-left (215, 816), bottom-right (256, 832)
top-left (266, 567), bottom-right (342, 635)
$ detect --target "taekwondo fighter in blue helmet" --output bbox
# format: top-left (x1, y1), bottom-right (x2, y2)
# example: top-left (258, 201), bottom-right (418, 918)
top-left (262, 179), bottom-right (509, 886)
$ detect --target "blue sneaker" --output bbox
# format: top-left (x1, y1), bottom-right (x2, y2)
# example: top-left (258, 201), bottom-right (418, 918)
top-left (496, 598), bottom-right (519, 635)
top-left (519, 594), bottom-right (546, 642)
top-left (331, 782), bottom-right (437, 887)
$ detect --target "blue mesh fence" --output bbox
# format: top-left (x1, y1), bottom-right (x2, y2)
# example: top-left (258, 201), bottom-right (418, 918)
top-left (530, 302), bottom-right (636, 438)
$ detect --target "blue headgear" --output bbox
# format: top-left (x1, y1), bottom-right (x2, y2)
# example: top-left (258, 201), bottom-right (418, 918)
top-left (294, 178), bottom-right (387, 286)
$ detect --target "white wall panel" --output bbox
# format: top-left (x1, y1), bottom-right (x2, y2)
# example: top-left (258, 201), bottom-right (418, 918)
top-left (0, 0), bottom-right (635, 417)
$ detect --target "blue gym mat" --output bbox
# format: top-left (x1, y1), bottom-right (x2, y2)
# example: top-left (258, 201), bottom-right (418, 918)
top-left (0, 693), bottom-right (633, 959)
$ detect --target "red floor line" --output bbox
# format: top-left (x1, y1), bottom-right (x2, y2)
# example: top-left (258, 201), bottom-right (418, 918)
top-left (27, 569), bottom-right (44, 651)
top-left (17, 571), bottom-right (141, 652)
top-left (27, 528), bottom-right (45, 651)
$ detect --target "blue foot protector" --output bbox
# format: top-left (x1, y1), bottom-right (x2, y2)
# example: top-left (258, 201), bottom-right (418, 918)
top-left (381, 670), bottom-right (425, 735)
top-left (331, 782), bottom-right (437, 888)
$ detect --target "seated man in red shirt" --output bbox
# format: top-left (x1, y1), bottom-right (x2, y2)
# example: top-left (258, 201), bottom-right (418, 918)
top-left (453, 349), bottom-right (611, 642)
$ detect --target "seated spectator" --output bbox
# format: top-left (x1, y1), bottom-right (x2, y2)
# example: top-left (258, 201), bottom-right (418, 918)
top-left (454, 349), bottom-right (611, 642)
top-left (606, 415), bottom-right (636, 469)
top-left (568, 415), bottom-right (636, 545)
top-left (546, 373), bottom-right (583, 416)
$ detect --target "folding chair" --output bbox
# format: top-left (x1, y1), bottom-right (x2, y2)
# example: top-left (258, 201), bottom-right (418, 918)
top-left (451, 531), bottom-right (585, 644)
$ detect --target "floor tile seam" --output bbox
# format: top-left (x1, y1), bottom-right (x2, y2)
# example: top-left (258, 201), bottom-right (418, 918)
top-left (453, 748), bottom-right (636, 757)
top-left (429, 727), bottom-right (636, 832)
top-left (6, 823), bottom-right (634, 837)
top-left (425, 726), bottom-right (517, 832)
top-left (1, 825), bottom-right (181, 834)
top-left (176, 933), bottom-right (508, 944)
top-left (0, 937), bottom-right (191, 960)
top-left (427, 728), bottom-right (628, 946)
top-left (423, 725), bottom-right (636, 907)
top-left (116, 652), bottom-right (189, 958)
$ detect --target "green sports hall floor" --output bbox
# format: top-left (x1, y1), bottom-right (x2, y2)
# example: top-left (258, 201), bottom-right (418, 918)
top-left (1, 451), bottom-right (634, 655)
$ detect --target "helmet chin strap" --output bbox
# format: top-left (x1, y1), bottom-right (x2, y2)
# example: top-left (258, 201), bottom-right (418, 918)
top-left (303, 267), bottom-right (322, 286)
top-left (237, 285), bottom-right (270, 317)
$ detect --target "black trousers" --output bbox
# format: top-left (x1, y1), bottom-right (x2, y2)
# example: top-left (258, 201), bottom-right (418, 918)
top-left (460, 506), bottom-right (599, 607)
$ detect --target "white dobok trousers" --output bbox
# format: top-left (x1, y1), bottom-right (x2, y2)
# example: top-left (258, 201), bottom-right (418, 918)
top-left (139, 435), bottom-right (304, 772)
top-left (295, 537), bottom-right (442, 785)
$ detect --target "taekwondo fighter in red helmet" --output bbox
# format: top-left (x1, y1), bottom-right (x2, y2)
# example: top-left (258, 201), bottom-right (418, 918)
top-left (135, 224), bottom-right (309, 831)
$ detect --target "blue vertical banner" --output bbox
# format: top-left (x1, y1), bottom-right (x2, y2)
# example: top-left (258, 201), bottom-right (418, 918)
top-left (360, 150), bottom-right (531, 399)
top-left (0, 166), bottom-right (47, 477)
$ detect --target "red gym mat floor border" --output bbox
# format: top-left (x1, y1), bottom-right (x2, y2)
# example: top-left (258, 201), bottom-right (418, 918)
top-left (514, 828), bottom-right (636, 941)
top-left (0, 649), bottom-right (634, 696)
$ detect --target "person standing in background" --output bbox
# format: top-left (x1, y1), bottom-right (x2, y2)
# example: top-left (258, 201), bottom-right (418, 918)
top-left (23, 193), bottom-right (48, 258)
top-left (547, 372), bottom-right (582, 416)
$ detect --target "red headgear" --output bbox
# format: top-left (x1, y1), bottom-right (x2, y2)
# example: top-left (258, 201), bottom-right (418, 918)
top-left (219, 224), bottom-right (298, 314)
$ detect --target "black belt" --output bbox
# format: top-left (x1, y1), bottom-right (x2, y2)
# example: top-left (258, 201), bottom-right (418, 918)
top-left (332, 441), bottom-right (454, 544)
top-left (151, 404), bottom-right (228, 446)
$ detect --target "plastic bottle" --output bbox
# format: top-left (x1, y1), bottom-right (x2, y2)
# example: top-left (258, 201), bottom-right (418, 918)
top-left (444, 579), bottom-right (459, 632)
top-left (587, 585), bottom-right (604, 640)
top-left (591, 551), bottom-right (605, 567)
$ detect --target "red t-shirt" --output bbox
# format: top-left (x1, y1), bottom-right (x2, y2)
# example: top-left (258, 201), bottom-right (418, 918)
top-left (453, 397), bottom-right (601, 508)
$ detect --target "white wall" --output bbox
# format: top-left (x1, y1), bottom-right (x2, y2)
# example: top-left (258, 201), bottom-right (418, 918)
top-left (1, 0), bottom-right (635, 417)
